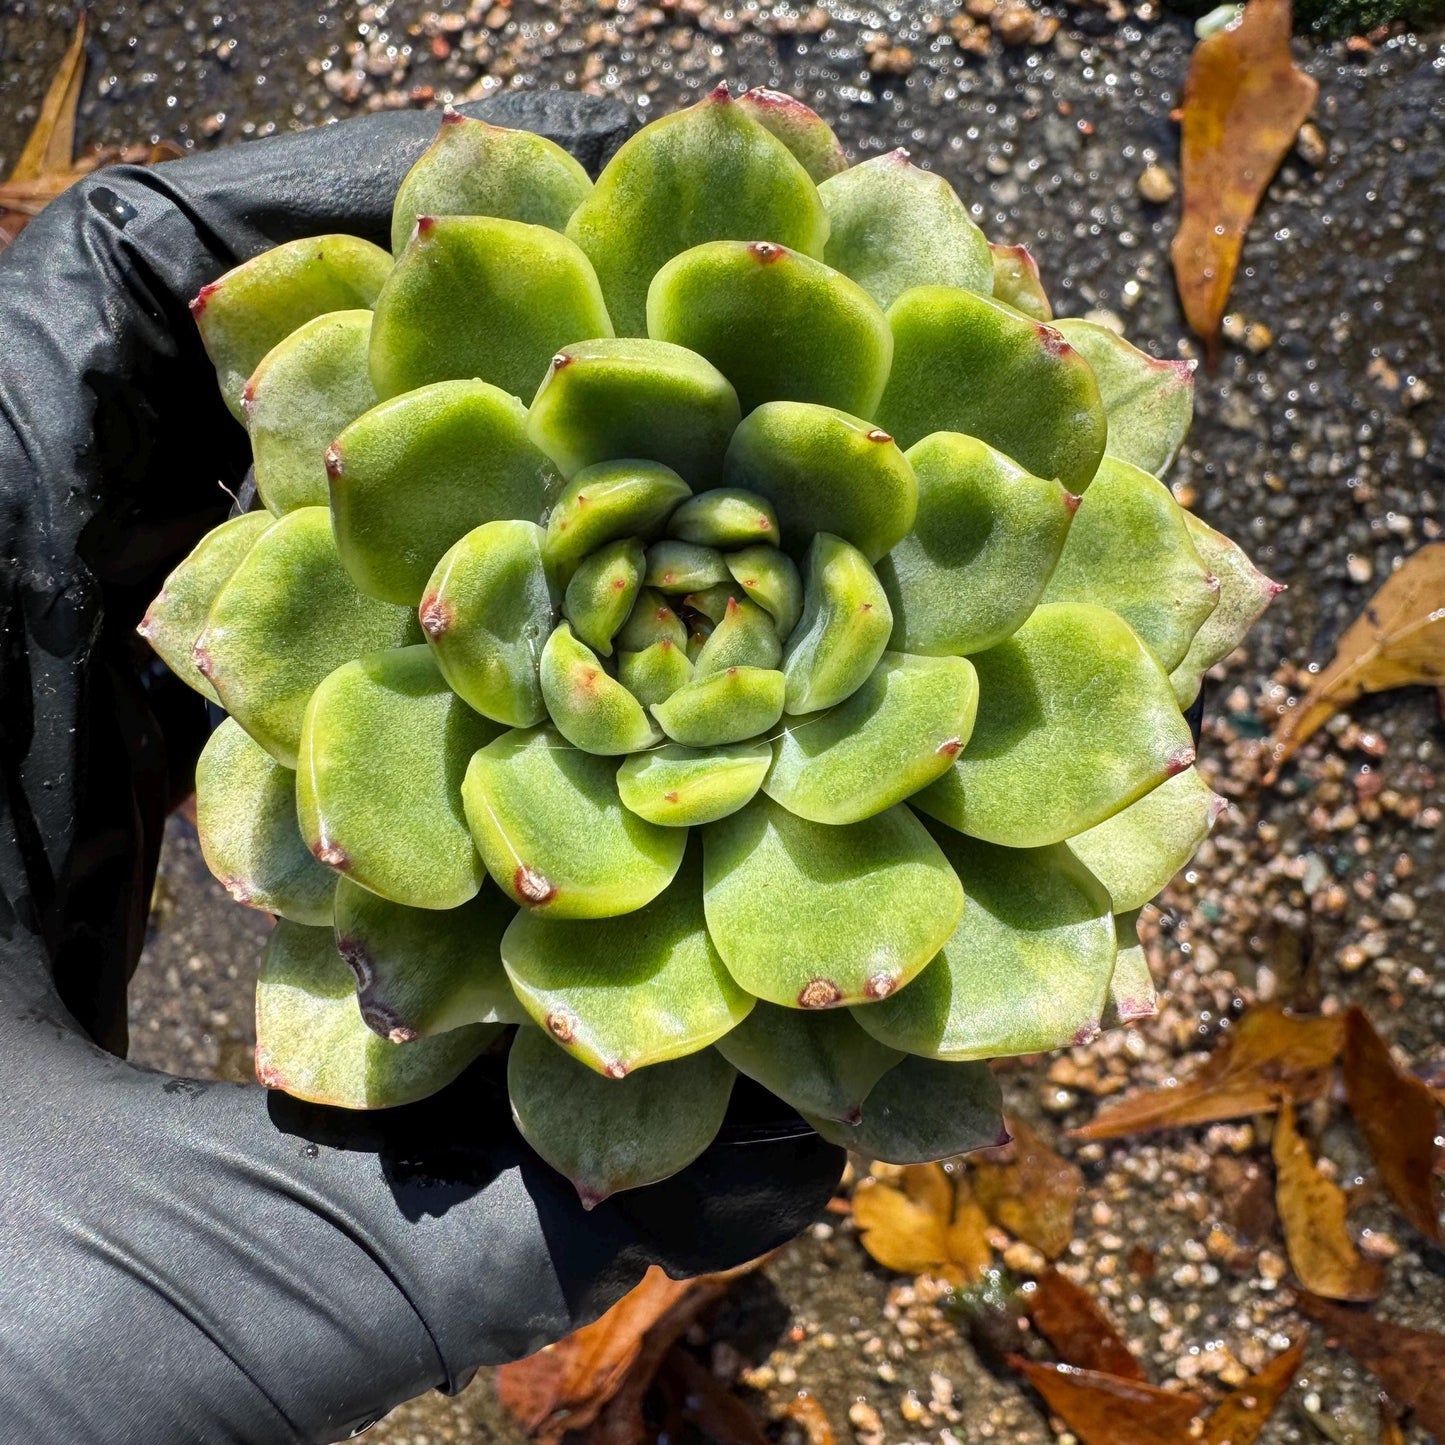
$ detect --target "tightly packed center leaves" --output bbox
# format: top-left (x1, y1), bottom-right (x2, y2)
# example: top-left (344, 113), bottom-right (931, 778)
top-left (142, 87), bottom-right (1278, 1207)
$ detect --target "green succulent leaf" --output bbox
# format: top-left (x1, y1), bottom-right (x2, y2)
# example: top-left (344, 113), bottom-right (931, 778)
top-left (502, 840), bottom-right (752, 1076)
top-left (765, 652), bottom-right (978, 825)
top-left (819, 150), bottom-right (992, 309)
top-left (782, 533), bottom-right (893, 714)
top-left (1169, 510), bottom-right (1282, 708)
top-left (564, 84), bottom-right (828, 337)
top-left (1067, 766), bottom-right (1223, 913)
top-left (912, 602), bottom-right (1196, 847)
top-left (650, 665), bottom-right (786, 747)
top-left (197, 507), bottom-right (421, 767)
top-left (715, 1004), bottom-right (902, 1124)
top-left (508, 1026), bottom-right (735, 1207)
top-left (693, 596), bottom-right (781, 677)
top-left (643, 540), bottom-right (731, 594)
top-left (193, 234), bottom-right (393, 419)
top-left (138, 511), bottom-right (273, 704)
top-left (528, 339), bottom-right (740, 486)
top-left (256, 919), bottom-right (496, 1109)
top-left (989, 242), bottom-right (1052, 321)
top-left (723, 402), bottom-right (917, 564)
top-left (876, 432), bottom-right (1076, 658)
top-left (1053, 319), bottom-right (1195, 477)
top-left (1101, 910), bottom-right (1158, 1028)
top-left (667, 489), bottom-right (780, 549)
top-left (330, 379), bottom-right (561, 606)
top-left (803, 1054), bottom-right (1005, 1165)
top-left (1042, 456), bottom-right (1219, 672)
top-left (195, 718), bottom-right (337, 925)
top-left (390, 112), bottom-right (592, 255)
top-left (648, 240), bottom-right (893, 419)
top-left (462, 725), bottom-right (686, 917)
top-left (703, 795), bottom-right (963, 1008)
top-left (421, 519), bottom-right (557, 728)
top-left (333, 875), bottom-right (526, 1041)
top-left (617, 639), bottom-right (693, 712)
top-left (682, 582), bottom-right (747, 624)
top-left (876, 286), bottom-right (1106, 494)
top-left (617, 589), bottom-right (689, 652)
top-left (854, 830), bottom-right (1116, 1060)
top-left (539, 622), bottom-right (660, 755)
top-left (735, 88), bottom-right (849, 183)
top-left (617, 741), bottom-right (770, 826)
top-left (543, 460), bottom-right (693, 578)
top-left (563, 538), bottom-right (645, 656)
top-left (297, 645), bottom-right (497, 908)
top-left (725, 545), bottom-right (804, 639)
top-left (369, 215), bottom-right (613, 403)
top-left (244, 309), bottom-right (375, 515)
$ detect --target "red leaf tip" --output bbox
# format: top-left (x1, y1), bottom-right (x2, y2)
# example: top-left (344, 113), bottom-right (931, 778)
top-left (1062, 490), bottom-right (1082, 514)
top-left (324, 443), bottom-right (344, 481)
top-left (705, 81), bottom-right (733, 103)
top-left (798, 978), bottom-right (843, 1009)
top-left (748, 240), bottom-right (786, 264)
top-left (1165, 745), bottom-right (1196, 777)
top-left (515, 864), bottom-right (558, 907)
top-left (189, 281), bottom-right (220, 317)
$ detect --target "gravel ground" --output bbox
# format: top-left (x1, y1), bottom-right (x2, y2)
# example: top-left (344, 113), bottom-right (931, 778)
top-left (3, 1), bottom-right (1443, 1441)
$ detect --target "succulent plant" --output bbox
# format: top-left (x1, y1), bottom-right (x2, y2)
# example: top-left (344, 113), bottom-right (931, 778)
top-left (142, 88), bottom-right (1278, 1207)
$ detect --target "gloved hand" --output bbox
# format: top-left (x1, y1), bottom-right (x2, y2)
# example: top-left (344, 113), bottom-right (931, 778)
top-left (0, 92), bottom-right (844, 1445)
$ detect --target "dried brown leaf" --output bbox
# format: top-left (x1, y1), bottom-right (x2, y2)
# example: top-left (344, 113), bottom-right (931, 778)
top-left (1170, 0), bottom-right (1318, 361)
top-left (1298, 1293), bottom-right (1445, 1438)
top-left (1266, 543), bottom-right (1445, 781)
top-left (1073, 1006), bottom-right (1344, 1142)
top-left (1201, 1336), bottom-right (1306, 1445)
top-left (972, 1119), bottom-right (1082, 1259)
top-left (10, 13), bottom-right (87, 184)
top-left (1011, 1358), bottom-right (1203, 1445)
top-left (659, 1347), bottom-right (770, 1445)
top-left (1273, 1102), bottom-right (1383, 1302)
top-left (780, 1392), bottom-right (838, 1445)
top-left (1026, 1269), bottom-right (1145, 1380)
top-left (1343, 1007), bottom-right (1442, 1242)
top-left (496, 1264), bottom-right (750, 1444)
top-left (852, 1162), bottom-right (992, 1285)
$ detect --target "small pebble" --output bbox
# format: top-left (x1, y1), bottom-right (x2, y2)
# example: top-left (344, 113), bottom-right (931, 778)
top-left (1137, 164), bottom-right (1176, 203)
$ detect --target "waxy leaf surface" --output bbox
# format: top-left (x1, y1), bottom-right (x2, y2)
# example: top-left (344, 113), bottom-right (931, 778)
top-left (566, 85), bottom-right (827, 336)
top-left (913, 602), bottom-right (1195, 848)
top-left (330, 379), bottom-right (560, 605)
top-left (297, 645), bottom-right (497, 908)
top-left (819, 150), bottom-right (991, 308)
top-left (856, 831), bottom-right (1116, 1060)
top-left (989, 242), bottom-right (1051, 321)
top-left (198, 506), bottom-right (421, 767)
top-left (1101, 910), bottom-right (1159, 1028)
top-left (502, 842), bottom-right (753, 1076)
top-left (333, 876), bottom-right (525, 1041)
top-left (877, 286), bottom-right (1106, 494)
top-left (196, 718), bottom-right (337, 925)
top-left (543, 460), bottom-right (693, 578)
top-left (369, 214), bottom-right (612, 402)
top-left (735, 88), bottom-right (848, 183)
top-left (463, 726), bottom-right (685, 917)
top-left (256, 919), bottom-right (494, 1108)
top-left (703, 794), bottom-right (963, 1008)
top-left (245, 309), bottom-right (375, 515)
top-left (651, 665), bottom-right (786, 748)
top-left (540, 623), bottom-right (659, 754)
top-left (507, 1026), bottom-right (734, 1206)
top-left (877, 432), bottom-right (1075, 657)
top-left (648, 240), bottom-right (892, 419)
top-left (617, 742), bottom-right (769, 827)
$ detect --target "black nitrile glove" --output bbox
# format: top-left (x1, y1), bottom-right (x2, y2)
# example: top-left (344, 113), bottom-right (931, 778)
top-left (0, 93), bottom-right (844, 1445)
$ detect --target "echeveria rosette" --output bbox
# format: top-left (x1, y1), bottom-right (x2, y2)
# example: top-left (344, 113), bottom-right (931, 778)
top-left (143, 86), bottom-right (1279, 1209)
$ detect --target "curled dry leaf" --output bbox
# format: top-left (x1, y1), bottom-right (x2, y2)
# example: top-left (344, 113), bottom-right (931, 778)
top-left (1343, 1007), bottom-right (1442, 1243)
top-left (1073, 1005), bottom-right (1343, 1141)
top-left (496, 1263), bottom-right (752, 1444)
top-left (1010, 1358), bottom-right (1203, 1445)
top-left (1201, 1336), bottom-right (1306, 1445)
top-left (1266, 543), bottom-right (1445, 782)
top-left (1272, 1102), bottom-right (1383, 1303)
top-left (780, 1391), bottom-right (839, 1445)
top-left (659, 1347), bottom-right (770, 1445)
top-left (1026, 1268), bottom-right (1145, 1380)
top-left (971, 1118), bottom-right (1082, 1260)
top-left (852, 1162), bottom-right (992, 1285)
top-left (1298, 1293), bottom-right (1445, 1439)
top-left (1170, 0), bottom-right (1318, 361)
